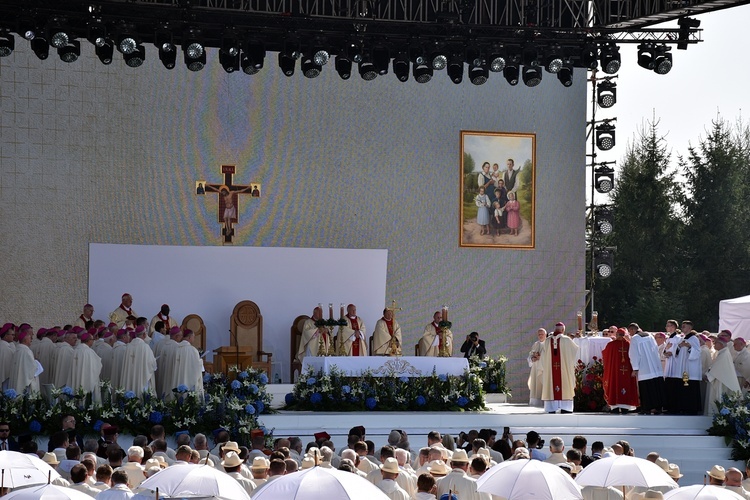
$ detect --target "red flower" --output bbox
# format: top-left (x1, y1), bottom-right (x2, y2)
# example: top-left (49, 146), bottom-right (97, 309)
top-left (589, 400), bottom-right (598, 410)
top-left (586, 373), bottom-right (595, 381)
top-left (582, 386), bottom-right (592, 395)
top-left (592, 356), bottom-right (598, 360)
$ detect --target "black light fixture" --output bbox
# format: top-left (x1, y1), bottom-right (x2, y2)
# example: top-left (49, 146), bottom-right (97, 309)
top-left (124, 44), bottom-right (145, 67)
top-left (430, 48), bottom-right (447, 70)
top-left (594, 248), bottom-right (615, 278)
top-left (595, 123), bottom-right (616, 151)
top-left (57, 40), bottom-right (80, 63)
top-left (0, 32), bottom-right (14, 57)
top-left (637, 44), bottom-right (655, 71)
top-left (278, 42), bottom-right (299, 77)
top-left (184, 50), bottom-right (206, 71)
top-left (392, 52), bottom-right (409, 82)
top-left (447, 54), bottom-right (463, 84)
top-left (677, 17), bottom-right (700, 50)
top-left (373, 47), bottom-right (389, 75)
top-left (31, 36), bottom-right (49, 60)
top-left (557, 63), bottom-right (573, 87)
top-left (597, 80), bottom-right (616, 108)
top-left (522, 65), bottom-right (542, 87)
top-left (594, 206), bottom-right (614, 235)
top-left (48, 20), bottom-right (70, 49)
top-left (183, 30), bottom-right (205, 71)
top-left (469, 61), bottom-right (488, 85)
top-left (301, 53), bottom-right (322, 78)
top-left (600, 43), bottom-right (621, 74)
top-left (155, 27), bottom-right (176, 69)
top-left (313, 47), bottom-right (330, 67)
top-left (87, 19), bottom-right (107, 50)
top-left (594, 165), bottom-right (615, 193)
top-left (242, 41), bottom-right (265, 75)
top-left (489, 51), bottom-right (506, 72)
top-left (358, 50), bottom-right (378, 80)
top-left (95, 40), bottom-right (114, 64)
top-left (159, 46), bottom-right (177, 69)
top-left (543, 47), bottom-right (563, 74)
top-left (116, 25), bottom-right (138, 55)
top-left (580, 44), bottom-right (598, 70)
top-left (412, 61), bottom-right (432, 83)
top-left (503, 64), bottom-right (519, 86)
top-left (335, 54), bottom-right (352, 80)
top-left (653, 45), bottom-right (672, 75)
top-left (219, 30), bottom-right (241, 73)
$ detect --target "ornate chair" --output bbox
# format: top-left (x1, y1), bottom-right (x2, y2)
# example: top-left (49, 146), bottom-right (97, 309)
top-left (229, 300), bottom-right (272, 375)
top-left (290, 314), bottom-right (310, 382)
top-left (181, 314), bottom-right (211, 372)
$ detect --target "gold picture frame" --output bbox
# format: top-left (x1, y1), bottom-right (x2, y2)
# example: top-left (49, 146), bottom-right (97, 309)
top-left (460, 130), bottom-right (536, 249)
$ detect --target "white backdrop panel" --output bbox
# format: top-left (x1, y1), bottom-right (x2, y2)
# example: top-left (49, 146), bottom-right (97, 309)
top-left (88, 243), bottom-right (388, 382)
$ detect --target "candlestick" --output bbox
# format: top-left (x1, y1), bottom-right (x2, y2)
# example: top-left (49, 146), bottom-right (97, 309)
top-left (340, 304), bottom-right (345, 319)
top-left (442, 305), bottom-right (449, 322)
top-left (577, 311), bottom-right (583, 332)
top-left (328, 303), bottom-right (333, 320)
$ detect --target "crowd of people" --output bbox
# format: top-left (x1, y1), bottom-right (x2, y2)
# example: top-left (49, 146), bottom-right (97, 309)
top-left (1, 421), bottom-right (748, 499)
top-left (527, 319), bottom-right (746, 415)
top-left (0, 294), bottom-right (203, 400)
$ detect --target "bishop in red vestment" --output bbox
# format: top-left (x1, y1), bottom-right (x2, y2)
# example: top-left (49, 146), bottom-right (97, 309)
top-left (602, 327), bottom-right (640, 413)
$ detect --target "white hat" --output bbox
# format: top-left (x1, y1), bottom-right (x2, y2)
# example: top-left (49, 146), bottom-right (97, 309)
top-left (301, 455), bottom-right (316, 469)
top-left (706, 464), bottom-right (724, 481)
top-left (380, 457), bottom-right (400, 474)
top-left (427, 460), bottom-right (449, 477)
top-left (221, 451), bottom-right (243, 468)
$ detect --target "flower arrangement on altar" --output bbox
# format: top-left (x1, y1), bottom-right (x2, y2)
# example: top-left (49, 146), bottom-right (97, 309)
top-left (468, 355), bottom-right (510, 395)
top-left (284, 366), bottom-right (485, 411)
top-left (707, 392), bottom-right (750, 460)
top-left (574, 356), bottom-right (606, 412)
top-left (0, 368), bottom-right (273, 447)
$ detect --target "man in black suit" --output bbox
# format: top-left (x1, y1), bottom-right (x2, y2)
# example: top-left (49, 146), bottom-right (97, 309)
top-left (460, 331), bottom-right (487, 359)
top-left (0, 421), bottom-right (19, 451)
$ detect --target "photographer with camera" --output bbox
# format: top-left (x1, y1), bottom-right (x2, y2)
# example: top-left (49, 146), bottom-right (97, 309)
top-left (526, 431), bottom-right (547, 461)
top-left (460, 331), bottom-right (486, 359)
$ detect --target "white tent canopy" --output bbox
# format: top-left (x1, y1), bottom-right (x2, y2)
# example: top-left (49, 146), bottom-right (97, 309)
top-left (719, 294), bottom-right (750, 339)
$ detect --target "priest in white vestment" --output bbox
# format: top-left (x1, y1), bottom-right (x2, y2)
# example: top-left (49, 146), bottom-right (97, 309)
top-left (296, 307), bottom-right (332, 362)
top-left (705, 336), bottom-right (741, 415)
top-left (169, 329), bottom-right (204, 399)
top-left (733, 338), bottom-right (750, 391)
top-left (337, 304), bottom-right (368, 356)
top-left (155, 327), bottom-right (181, 398)
top-left (0, 324), bottom-right (16, 389)
top-left (71, 333), bottom-right (102, 402)
top-left (9, 328), bottom-right (40, 394)
top-left (372, 308), bottom-right (402, 356)
top-left (149, 304), bottom-right (179, 335)
top-left (121, 327), bottom-right (157, 396)
top-left (527, 328), bottom-right (547, 407)
top-left (418, 311), bottom-right (453, 357)
top-left (53, 332), bottom-right (77, 389)
top-left (92, 331), bottom-right (115, 382)
top-left (74, 304), bottom-right (95, 329)
top-left (109, 293), bottom-right (137, 328)
top-left (109, 329), bottom-right (131, 390)
top-left (628, 325), bottom-right (666, 414)
top-left (34, 330), bottom-right (57, 386)
top-left (540, 322), bottom-right (579, 413)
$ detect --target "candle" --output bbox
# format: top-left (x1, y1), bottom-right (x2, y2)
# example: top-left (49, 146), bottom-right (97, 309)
top-left (340, 304), bottom-right (345, 319)
top-left (328, 303), bottom-right (333, 320)
top-left (442, 305), bottom-right (449, 322)
top-left (577, 311), bottom-right (583, 332)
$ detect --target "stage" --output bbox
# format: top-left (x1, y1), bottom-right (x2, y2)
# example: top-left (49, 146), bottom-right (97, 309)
top-left (264, 384), bottom-right (734, 487)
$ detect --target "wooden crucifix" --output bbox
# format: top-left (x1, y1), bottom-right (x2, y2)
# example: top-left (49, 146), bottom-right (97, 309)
top-left (197, 165), bottom-right (261, 245)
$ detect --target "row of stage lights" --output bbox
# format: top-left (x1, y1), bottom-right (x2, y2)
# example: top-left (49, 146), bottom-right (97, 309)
top-left (0, 23), bottom-right (685, 87)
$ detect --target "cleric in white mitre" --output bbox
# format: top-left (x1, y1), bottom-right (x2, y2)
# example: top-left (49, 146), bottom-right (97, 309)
top-left (170, 329), bottom-right (204, 398)
top-left (34, 329), bottom-right (57, 386)
top-left (156, 327), bottom-right (181, 398)
top-left (0, 323), bottom-right (16, 390)
top-left (337, 304), bottom-right (367, 356)
top-left (297, 307), bottom-right (332, 362)
top-left (109, 293), bottom-right (137, 328)
top-left (9, 327), bottom-right (40, 394)
top-left (92, 329), bottom-right (115, 382)
top-left (121, 326), bottom-right (157, 396)
top-left (53, 330), bottom-right (79, 390)
top-left (71, 331), bottom-right (103, 403)
top-left (705, 335), bottom-right (741, 415)
top-left (372, 308), bottom-right (402, 356)
top-left (109, 329), bottom-right (131, 390)
top-left (418, 311), bottom-right (452, 357)
top-left (150, 304), bottom-right (179, 334)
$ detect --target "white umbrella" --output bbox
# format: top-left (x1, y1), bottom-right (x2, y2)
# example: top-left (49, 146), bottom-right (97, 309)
top-left (250, 466), bottom-right (390, 500)
top-left (475, 459), bottom-right (583, 499)
top-left (138, 463), bottom-right (251, 500)
top-left (664, 485), bottom-right (745, 500)
top-left (2, 483), bottom-right (94, 500)
top-left (0, 451), bottom-right (61, 489)
top-left (575, 456), bottom-right (679, 490)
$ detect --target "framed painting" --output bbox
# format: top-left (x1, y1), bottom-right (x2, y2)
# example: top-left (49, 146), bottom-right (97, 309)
top-left (460, 130), bottom-right (536, 249)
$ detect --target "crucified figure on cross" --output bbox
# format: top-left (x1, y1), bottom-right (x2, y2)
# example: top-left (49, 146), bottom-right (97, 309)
top-left (198, 165), bottom-right (260, 245)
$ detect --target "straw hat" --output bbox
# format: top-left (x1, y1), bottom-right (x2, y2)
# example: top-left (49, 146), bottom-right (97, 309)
top-left (41, 452), bottom-right (59, 466)
top-left (301, 455), bottom-right (316, 469)
top-left (706, 464), bottom-right (724, 481)
top-left (380, 457), bottom-right (400, 474)
top-left (427, 460), bottom-right (450, 477)
top-left (667, 464), bottom-right (683, 479)
top-left (222, 441), bottom-right (241, 454)
top-left (451, 449), bottom-right (470, 464)
top-left (222, 451), bottom-right (244, 468)
top-left (655, 457), bottom-right (670, 472)
top-left (251, 457), bottom-right (270, 470)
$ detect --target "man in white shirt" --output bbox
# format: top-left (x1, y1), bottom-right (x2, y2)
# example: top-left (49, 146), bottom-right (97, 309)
top-left (69, 463), bottom-right (100, 498)
top-left (435, 450), bottom-right (489, 500)
top-left (376, 458), bottom-right (410, 500)
top-left (114, 447), bottom-right (146, 490)
top-left (95, 470), bottom-right (134, 500)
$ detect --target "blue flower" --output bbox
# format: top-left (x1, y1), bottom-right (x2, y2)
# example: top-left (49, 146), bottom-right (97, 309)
top-left (29, 420), bottom-right (42, 433)
top-left (489, 383), bottom-right (498, 392)
top-left (259, 373), bottom-right (269, 385)
top-left (149, 411), bottom-right (163, 424)
top-left (255, 401), bottom-right (265, 413)
top-left (93, 420), bottom-right (104, 432)
top-left (310, 392), bottom-right (323, 404)
top-left (720, 407), bottom-right (731, 415)
top-left (365, 397), bottom-right (377, 410)
top-left (438, 374), bottom-right (448, 382)
top-left (177, 384), bottom-right (189, 393)
top-left (285, 393), bottom-right (295, 405)
top-left (457, 396), bottom-right (469, 407)
top-left (400, 376), bottom-right (409, 383)
top-left (61, 386), bottom-right (74, 396)
top-left (342, 385), bottom-right (351, 394)
top-left (203, 373), bottom-right (212, 383)
top-left (245, 404), bottom-right (256, 415)
top-left (259, 426), bottom-right (268, 435)
top-left (124, 391), bottom-right (136, 400)
top-left (248, 384), bottom-right (259, 395)
top-left (306, 377), bottom-right (317, 386)
top-left (238, 371), bottom-right (249, 380)
top-left (3, 389), bottom-right (17, 399)
top-left (478, 362), bottom-right (487, 368)
top-left (416, 395), bottom-right (426, 406)
top-left (231, 380), bottom-right (242, 390)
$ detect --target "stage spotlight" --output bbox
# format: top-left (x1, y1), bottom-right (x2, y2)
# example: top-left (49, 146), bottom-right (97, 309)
top-left (116, 27), bottom-right (138, 55)
top-left (522, 44), bottom-right (539, 69)
top-left (469, 62), bottom-right (488, 85)
top-left (87, 21), bottom-right (108, 49)
top-left (358, 58), bottom-right (378, 81)
top-left (447, 54), bottom-right (463, 84)
top-left (301, 54), bottom-right (322, 78)
top-left (348, 42), bottom-right (363, 64)
top-left (57, 40), bottom-right (80, 63)
top-left (278, 51), bottom-right (296, 77)
top-left (594, 207), bottom-right (614, 235)
top-left (413, 61), bottom-right (433, 83)
top-left (335, 55), bottom-right (352, 80)
top-left (522, 65), bottom-right (542, 87)
top-left (600, 44), bottom-right (621, 74)
top-left (489, 51), bottom-right (506, 72)
top-left (124, 44), bottom-right (145, 67)
top-left (31, 37), bottom-right (49, 60)
top-left (0, 32), bottom-right (14, 57)
top-left (155, 29), bottom-right (175, 66)
top-left (544, 48), bottom-right (563, 74)
top-left (393, 52), bottom-right (409, 82)
top-left (431, 50), bottom-right (447, 70)
top-left (242, 41), bottom-right (265, 75)
top-left (594, 249), bottom-right (615, 278)
top-left (184, 50), bottom-right (206, 71)
top-left (373, 47), bottom-right (389, 75)
top-left (594, 165), bottom-right (615, 193)
top-left (95, 40), bottom-right (114, 64)
top-left (219, 49), bottom-right (240, 73)
top-left (49, 21), bottom-right (70, 49)
top-left (557, 64), bottom-right (573, 87)
top-left (597, 80), bottom-right (616, 108)
top-left (596, 123), bottom-right (616, 151)
top-left (580, 44), bottom-right (598, 70)
top-left (503, 64), bottom-right (519, 86)
top-left (677, 16), bottom-right (700, 50)
top-left (159, 46), bottom-right (177, 69)
top-left (312, 48), bottom-right (330, 66)
top-left (637, 44), bottom-right (654, 70)
top-left (653, 46), bottom-right (672, 75)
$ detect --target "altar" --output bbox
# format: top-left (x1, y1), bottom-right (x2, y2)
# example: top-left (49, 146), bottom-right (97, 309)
top-left (301, 356), bottom-right (470, 377)
top-left (574, 336), bottom-right (612, 364)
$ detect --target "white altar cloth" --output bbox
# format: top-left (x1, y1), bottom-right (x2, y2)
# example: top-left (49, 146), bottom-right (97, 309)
top-left (301, 356), bottom-right (470, 377)
top-left (574, 336), bottom-right (612, 364)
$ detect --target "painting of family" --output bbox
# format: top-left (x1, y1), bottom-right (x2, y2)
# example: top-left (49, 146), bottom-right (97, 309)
top-left (460, 131), bottom-right (535, 248)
